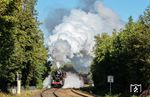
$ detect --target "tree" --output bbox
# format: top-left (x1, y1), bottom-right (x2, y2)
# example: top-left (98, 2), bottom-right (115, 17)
top-left (0, 0), bottom-right (47, 91)
top-left (91, 33), bottom-right (115, 93)
top-left (19, 0), bottom-right (47, 88)
top-left (0, 0), bottom-right (24, 91)
top-left (91, 7), bottom-right (150, 96)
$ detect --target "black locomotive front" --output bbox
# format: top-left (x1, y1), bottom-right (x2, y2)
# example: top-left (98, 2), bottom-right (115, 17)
top-left (51, 70), bottom-right (66, 88)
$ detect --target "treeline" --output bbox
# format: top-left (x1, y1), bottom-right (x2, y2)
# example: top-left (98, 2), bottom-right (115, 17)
top-left (0, 0), bottom-right (47, 91)
top-left (91, 7), bottom-right (150, 96)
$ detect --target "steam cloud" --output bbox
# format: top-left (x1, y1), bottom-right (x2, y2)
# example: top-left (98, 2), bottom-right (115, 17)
top-left (43, 75), bottom-right (51, 88)
top-left (45, 8), bottom-right (70, 33)
top-left (78, 0), bottom-right (98, 12)
top-left (63, 72), bottom-right (84, 88)
top-left (47, 1), bottom-right (124, 73)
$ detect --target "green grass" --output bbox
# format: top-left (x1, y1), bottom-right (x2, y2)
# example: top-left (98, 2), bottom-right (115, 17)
top-left (0, 90), bottom-right (40, 97)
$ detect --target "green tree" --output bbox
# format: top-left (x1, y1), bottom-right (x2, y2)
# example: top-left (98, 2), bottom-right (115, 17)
top-left (91, 7), bottom-right (150, 96)
top-left (0, 0), bottom-right (47, 91)
top-left (19, 0), bottom-right (47, 88)
top-left (0, 0), bottom-right (24, 91)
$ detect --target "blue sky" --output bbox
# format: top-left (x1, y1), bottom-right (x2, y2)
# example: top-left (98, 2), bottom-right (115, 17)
top-left (36, 0), bottom-right (78, 23)
top-left (35, 0), bottom-right (149, 38)
top-left (103, 0), bottom-right (149, 21)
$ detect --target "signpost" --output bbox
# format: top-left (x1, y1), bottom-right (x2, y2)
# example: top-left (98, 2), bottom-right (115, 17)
top-left (107, 75), bottom-right (114, 95)
top-left (16, 72), bottom-right (21, 94)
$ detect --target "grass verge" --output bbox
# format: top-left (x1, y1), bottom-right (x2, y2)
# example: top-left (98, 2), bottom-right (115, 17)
top-left (0, 90), bottom-right (41, 97)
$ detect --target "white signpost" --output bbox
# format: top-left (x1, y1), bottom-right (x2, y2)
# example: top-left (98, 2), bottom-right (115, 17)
top-left (107, 75), bottom-right (114, 95)
top-left (16, 72), bottom-right (21, 94)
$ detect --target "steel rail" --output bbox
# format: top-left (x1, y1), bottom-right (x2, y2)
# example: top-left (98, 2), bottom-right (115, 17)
top-left (40, 88), bottom-right (59, 97)
top-left (71, 89), bottom-right (90, 97)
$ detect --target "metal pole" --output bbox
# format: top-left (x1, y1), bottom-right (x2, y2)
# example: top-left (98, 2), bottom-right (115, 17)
top-left (110, 82), bottom-right (111, 96)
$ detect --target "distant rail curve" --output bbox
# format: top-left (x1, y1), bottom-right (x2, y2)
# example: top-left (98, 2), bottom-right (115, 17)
top-left (41, 88), bottom-right (59, 97)
top-left (40, 88), bottom-right (95, 97)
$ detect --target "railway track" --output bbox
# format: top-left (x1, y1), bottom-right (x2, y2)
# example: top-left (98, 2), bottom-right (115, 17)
top-left (71, 89), bottom-right (95, 97)
top-left (40, 88), bottom-right (59, 97)
top-left (40, 88), bottom-right (95, 97)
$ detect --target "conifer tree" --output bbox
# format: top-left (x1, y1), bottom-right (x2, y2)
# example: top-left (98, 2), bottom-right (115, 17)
top-left (0, 0), bottom-right (47, 91)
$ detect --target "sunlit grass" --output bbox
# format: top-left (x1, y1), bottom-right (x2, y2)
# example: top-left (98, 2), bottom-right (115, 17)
top-left (0, 90), bottom-right (41, 97)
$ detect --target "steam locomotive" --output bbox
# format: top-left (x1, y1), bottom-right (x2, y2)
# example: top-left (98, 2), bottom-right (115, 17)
top-left (51, 70), bottom-right (66, 88)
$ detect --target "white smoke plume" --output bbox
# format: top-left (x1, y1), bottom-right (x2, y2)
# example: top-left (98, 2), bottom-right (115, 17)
top-left (45, 8), bottom-right (70, 33)
top-left (48, 1), bottom-right (124, 73)
top-left (63, 72), bottom-right (84, 88)
top-left (78, 0), bottom-right (98, 12)
top-left (43, 75), bottom-right (51, 88)
top-left (56, 62), bottom-right (61, 69)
